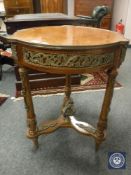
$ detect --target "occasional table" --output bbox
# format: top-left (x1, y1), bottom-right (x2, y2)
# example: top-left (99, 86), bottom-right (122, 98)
top-left (2, 8), bottom-right (110, 95)
top-left (9, 25), bottom-right (128, 150)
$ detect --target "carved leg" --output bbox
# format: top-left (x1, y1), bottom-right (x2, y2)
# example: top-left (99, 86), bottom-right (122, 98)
top-left (61, 75), bottom-right (75, 118)
top-left (64, 74), bottom-right (71, 106)
top-left (96, 69), bottom-right (118, 151)
top-left (19, 67), bottom-right (39, 148)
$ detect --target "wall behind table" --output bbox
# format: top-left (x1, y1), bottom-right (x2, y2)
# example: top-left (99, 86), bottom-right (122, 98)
top-left (0, 0), bottom-right (5, 31)
top-left (67, 0), bottom-right (74, 16)
top-left (111, 0), bottom-right (131, 43)
top-left (124, 0), bottom-right (131, 43)
top-left (0, 0), bottom-right (5, 12)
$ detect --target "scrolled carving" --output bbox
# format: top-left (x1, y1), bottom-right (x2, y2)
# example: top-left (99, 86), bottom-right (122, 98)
top-left (61, 98), bottom-right (76, 117)
top-left (23, 48), bottom-right (114, 68)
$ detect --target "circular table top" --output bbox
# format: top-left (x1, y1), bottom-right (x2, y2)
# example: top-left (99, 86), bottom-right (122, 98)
top-left (10, 25), bottom-right (128, 47)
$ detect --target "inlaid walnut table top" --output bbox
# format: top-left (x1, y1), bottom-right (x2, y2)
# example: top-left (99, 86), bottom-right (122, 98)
top-left (11, 25), bottom-right (127, 46)
top-left (9, 25), bottom-right (128, 151)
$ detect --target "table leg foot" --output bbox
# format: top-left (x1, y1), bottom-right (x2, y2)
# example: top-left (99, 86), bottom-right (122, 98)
top-left (95, 141), bottom-right (101, 152)
top-left (32, 137), bottom-right (39, 149)
top-left (95, 129), bottom-right (106, 151)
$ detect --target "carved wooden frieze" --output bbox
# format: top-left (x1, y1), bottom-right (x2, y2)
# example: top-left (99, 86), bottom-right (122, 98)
top-left (23, 48), bottom-right (114, 68)
top-left (11, 44), bottom-right (17, 59)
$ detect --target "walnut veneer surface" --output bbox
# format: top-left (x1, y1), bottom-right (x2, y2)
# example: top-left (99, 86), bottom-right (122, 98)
top-left (9, 25), bottom-right (128, 151)
top-left (11, 25), bottom-right (127, 46)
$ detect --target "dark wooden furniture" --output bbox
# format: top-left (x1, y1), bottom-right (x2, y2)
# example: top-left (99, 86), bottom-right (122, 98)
top-left (3, 0), bottom-right (33, 17)
top-left (9, 25), bottom-right (128, 150)
top-left (75, 0), bottom-right (114, 29)
top-left (3, 0), bottom-right (67, 17)
top-left (14, 66), bottom-right (80, 97)
top-left (3, 0), bottom-right (113, 28)
top-left (4, 12), bottom-right (106, 34)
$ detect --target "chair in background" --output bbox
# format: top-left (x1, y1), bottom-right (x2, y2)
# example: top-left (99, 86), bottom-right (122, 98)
top-left (77, 5), bottom-right (110, 28)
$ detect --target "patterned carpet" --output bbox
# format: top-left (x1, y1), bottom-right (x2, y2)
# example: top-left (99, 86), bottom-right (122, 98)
top-left (16, 71), bottom-right (122, 97)
top-left (0, 93), bottom-right (9, 106)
